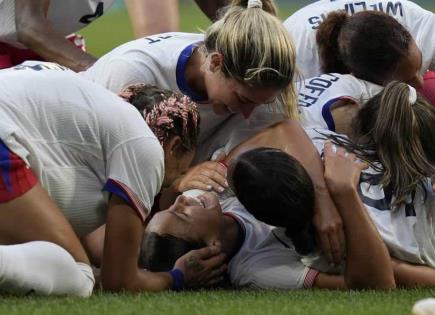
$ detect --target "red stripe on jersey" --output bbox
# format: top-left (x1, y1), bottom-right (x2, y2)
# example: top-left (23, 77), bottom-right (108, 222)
top-left (0, 148), bottom-right (37, 202)
top-left (0, 35), bottom-right (86, 69)
top-left (303, 268), bottom-right (320, 288)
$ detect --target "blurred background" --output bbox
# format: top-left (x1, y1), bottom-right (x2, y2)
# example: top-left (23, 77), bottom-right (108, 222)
top-left (80, 0), bottom-right (435, 57)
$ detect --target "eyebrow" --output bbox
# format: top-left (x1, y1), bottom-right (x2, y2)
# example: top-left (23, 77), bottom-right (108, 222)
top-left (170, 211), bottom-right (189, 224)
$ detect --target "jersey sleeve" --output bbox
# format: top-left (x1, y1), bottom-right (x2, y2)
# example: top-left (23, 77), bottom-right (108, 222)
top-left (405, 1), bottom-right (435, 72)
top-left (237, 250), bottom-right (320, 289)
top-left (103, 137), bottom-right (164, 222)
top-left (84, 58), bottom-right (157, 93)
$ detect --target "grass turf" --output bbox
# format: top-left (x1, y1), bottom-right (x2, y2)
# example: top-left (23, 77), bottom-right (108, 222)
top-left (2, 289), bottom-right (435, 315)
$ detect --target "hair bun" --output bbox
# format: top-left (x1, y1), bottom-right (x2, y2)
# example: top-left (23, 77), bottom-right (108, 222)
top-left (247, 0), bottom-right (262, 9)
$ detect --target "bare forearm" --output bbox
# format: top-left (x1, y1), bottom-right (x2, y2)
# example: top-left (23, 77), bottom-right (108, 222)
top-left (17, 21), bottom-right (96, 71)
top-left (392, 259), bottom-right (435, 288)
top-left (333, 189), bottom-right (395, 289)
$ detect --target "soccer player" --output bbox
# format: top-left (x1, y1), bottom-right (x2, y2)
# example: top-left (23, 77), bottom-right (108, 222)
top-left (0, 65), bottom-right (224, 296)
top-left (141, 144), bottom-right (397, 290)
top-left (0, 1), bottom-right (123, 71)
top-left (284, 0), bottom-right (435, 87)
top-left (296, 73), bottom-right (382, 132)
top-left (81, 0), bottom-right (296, 165)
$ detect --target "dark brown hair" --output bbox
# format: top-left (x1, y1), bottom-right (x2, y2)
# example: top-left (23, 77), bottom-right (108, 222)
top-left (317, 11), bottom-right (413, 84)
top-left (230, 147), bottom-right (316, 255)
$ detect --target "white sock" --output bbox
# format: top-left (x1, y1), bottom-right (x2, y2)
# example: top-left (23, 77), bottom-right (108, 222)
top-left (0, 241), bottom-right (95, 297)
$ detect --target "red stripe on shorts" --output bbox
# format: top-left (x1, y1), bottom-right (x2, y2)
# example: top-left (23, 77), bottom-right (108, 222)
top-left (0, 148), bottom-right (37, 202)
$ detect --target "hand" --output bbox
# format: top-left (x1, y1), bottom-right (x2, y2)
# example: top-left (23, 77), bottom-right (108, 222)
top-left (323, 141), bottom-right (368, 195)
top-left (171, 161), bottom-right (228, 193)
top-left (313, 190), bottom-right (346, 265)
top-left (174, 242), bottom-right (227, 288)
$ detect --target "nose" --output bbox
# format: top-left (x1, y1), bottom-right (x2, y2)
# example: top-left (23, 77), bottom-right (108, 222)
top-left (240, 103), bottom-right (257, 119)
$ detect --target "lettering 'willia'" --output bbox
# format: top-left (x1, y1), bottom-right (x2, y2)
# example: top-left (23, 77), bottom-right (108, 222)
top-left (309, 1), bottom-right (404, 29)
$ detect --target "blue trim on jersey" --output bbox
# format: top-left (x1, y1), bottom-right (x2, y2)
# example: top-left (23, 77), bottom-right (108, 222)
top-left (0, 139), bottom-right (13, 193)
top-left (176, 42), bottom-right (208, 102)
top-left (103, 179), bottom-right (134, 209)
top-left (321, 97), bottom-right (345, 132)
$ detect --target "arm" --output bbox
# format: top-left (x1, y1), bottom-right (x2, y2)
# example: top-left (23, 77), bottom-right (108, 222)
top-left (323, 143), bottom-right (395, 290)
top-left (101, 195), bottom-right (226, 291)
top-left (125, 0), bottom-right (179, 38)
top-left (193, 0), bottom-right (231, 21)
top-left (391, 258), bottom-right (435, 288)
top-left (101, 195), bottom-right (172, 291)
top-left (15, 0), bottom-right (97, 71)
top-left (226, 120), bottom-right (346, 265)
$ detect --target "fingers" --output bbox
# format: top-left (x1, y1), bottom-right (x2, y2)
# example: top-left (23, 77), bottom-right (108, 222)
top-left (327, 230), bottom-right (344, 265)
top-left (199, 170), bottom-right (228, 192)
top-left (317, 232), bottom-right (333, 264)
top-left (190, 242), bottom-right (222, 260)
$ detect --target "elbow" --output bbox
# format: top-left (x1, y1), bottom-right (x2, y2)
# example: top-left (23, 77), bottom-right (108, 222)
top-left (346, 274), bottom-right (396, 291)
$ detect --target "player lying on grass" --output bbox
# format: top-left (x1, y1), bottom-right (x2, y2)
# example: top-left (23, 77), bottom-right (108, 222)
top-left (0, 67), bottom-right (226, 296)
top-left (284, 0), bottom-right (435, 86)
top-left (140, 143), bottom-right (397, 290)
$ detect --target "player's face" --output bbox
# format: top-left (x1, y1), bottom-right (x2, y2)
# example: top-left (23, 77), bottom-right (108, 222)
top-left (389, 40), bottom-right (424, 88)
top-left (145, 195), bottom-right (223, 244)
top-left (204, 68), bottom-right (281, 119)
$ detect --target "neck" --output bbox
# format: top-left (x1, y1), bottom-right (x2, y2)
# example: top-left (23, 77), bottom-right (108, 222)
top-left (217, 214), bottom-right (242, 260)
top-left (185, 45), bottom-right (207, 99)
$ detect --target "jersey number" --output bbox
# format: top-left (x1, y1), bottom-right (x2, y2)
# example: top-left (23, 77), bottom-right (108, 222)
top-left (79, 2), bottom-right (104, 24)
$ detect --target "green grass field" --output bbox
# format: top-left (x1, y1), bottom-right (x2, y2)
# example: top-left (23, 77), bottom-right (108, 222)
top-left (2, 289), bottom-right (435, 315)
top-left (6, 2), bottom-right (435, 314)
top-left (79, 2), bottom-right (320, 57)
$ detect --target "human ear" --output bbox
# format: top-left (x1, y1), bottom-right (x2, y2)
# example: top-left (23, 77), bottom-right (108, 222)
top-left (209, 53), bottom-right (223, 73)
top-left (164, 136), bottom-right (183, 157)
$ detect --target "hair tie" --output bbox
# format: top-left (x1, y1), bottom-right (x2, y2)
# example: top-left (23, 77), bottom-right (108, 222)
top-left (408, 85), bottom-right (417, 105)
top-left (247, 0), bottom-right (263, 9)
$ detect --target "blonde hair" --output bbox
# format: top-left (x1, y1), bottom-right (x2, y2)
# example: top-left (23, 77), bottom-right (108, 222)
top-left (327, 81), bottom-right (435, 206)
top-left (204, 0), bottom-right (298, 118)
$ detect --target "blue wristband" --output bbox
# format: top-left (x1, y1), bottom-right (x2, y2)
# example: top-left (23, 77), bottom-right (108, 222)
top-left (169, 268), bottom-right (185, 291)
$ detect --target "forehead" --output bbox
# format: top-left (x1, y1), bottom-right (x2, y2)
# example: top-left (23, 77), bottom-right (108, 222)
top-left (146, 210), bottom-right (187, 237)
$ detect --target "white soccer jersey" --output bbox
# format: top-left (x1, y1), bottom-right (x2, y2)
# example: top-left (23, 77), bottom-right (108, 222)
top-left (0, 68), bottom-right (164, 237)
top-left (284, 0), bottom-right (435, 79)
top-left (0, 0), bottom-right (116, 48)
top-left (298, 73), bottom-right (382, 130)
top-left (183, 190), bottom-right (319, 289)
top-left (82, 32), bottom-right (286, 163)
top-left (306, 128), bottom-right (435, 267)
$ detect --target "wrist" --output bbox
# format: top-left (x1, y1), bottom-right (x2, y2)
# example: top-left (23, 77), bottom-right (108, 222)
top-left (169, 268), bottom-right (185, 291)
